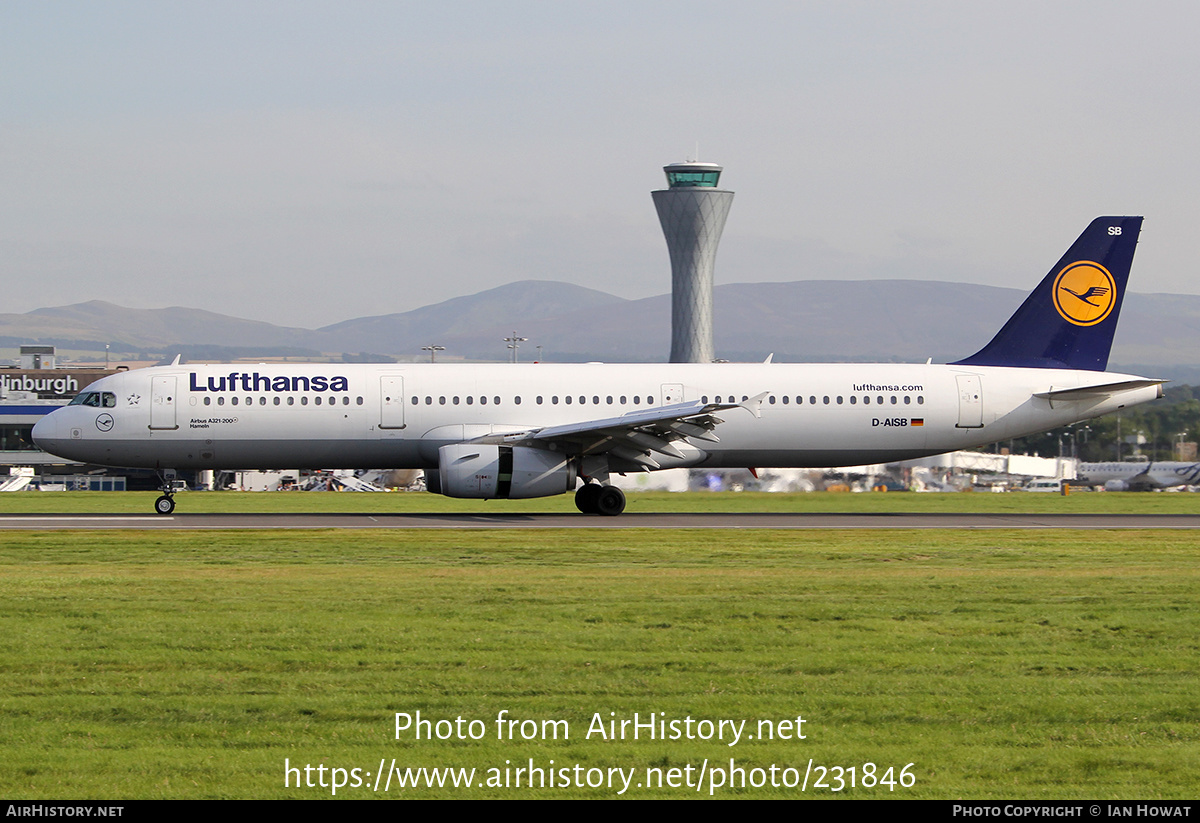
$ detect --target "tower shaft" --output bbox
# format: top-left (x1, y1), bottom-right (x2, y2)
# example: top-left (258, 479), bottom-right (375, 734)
top-left (653, 162), bottom-right (733, 363)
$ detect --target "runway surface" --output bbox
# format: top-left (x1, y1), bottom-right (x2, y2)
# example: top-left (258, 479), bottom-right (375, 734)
top-left (2, 512), bottom-right (1200, 529)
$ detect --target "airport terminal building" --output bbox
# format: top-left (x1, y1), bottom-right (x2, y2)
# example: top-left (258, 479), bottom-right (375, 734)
top-left (1, 346), bottom-right (121, 481)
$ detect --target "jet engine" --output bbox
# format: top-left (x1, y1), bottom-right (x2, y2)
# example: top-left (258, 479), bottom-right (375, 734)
top-left (425, 443), bottom-right (577, 499)
top-left (1104, 479), bottom-right (1131, 492)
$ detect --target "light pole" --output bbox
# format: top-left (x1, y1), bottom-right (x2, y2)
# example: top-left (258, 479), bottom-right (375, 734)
top-left (421, 345), bottom-right (445, 363)
top-left (504, 332), bottom-right (527, 364)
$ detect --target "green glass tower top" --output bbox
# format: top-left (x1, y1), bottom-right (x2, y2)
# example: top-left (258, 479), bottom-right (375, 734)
top-left (663, 161), bottom-right (723, 188)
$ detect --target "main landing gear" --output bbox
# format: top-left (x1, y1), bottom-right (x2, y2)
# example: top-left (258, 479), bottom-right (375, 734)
top-left (574, 482), bottom-right (626, 516)
top-left (154, 469), bottom-right (177, 515)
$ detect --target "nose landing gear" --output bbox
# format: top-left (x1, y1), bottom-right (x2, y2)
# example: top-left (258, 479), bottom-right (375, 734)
top-left (154, 469), bottom-right (178, 515)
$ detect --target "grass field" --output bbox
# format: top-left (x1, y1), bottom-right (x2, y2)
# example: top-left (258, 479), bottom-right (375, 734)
top-left (2, 488), bottom-right (1199, 514)
top-left (1, 512), bottom-right (1198, 798)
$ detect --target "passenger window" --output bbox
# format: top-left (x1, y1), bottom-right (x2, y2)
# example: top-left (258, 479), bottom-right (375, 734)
top-left (481, 396), bottom-right (488, 405)
top-left (467, 396), bottom-right (474, 405)
top-left (439, 396), bottom-right (446, 405)
top-left (536, 396), bottom-right (543, 405)
top-left (850, 396), bottom-right (857, 405)
top-left (836, 396), bottom-right (843, 404)
top-left (453, 396), bottom-right (460, 405)
top-left (218, 397), bottom-right (225, 406)
top-left (565, 396), bottom-right (572, 404)
top-left (288, 397), bottom-right (295, 406)
top-left (918, 396), bottom-right (924, 405)
top-left (204, 397), bottom-right (211, 406)
top-left (301, 397), bottom-right (308, 406)
top-left (274, 397), bottom-right (280, 406)
top-left (494, 396), bottom-right (500, 405)
top-left (315, 397), bottom-right (322, 405)
top-left (356, 396), bottom-right (363, 405)
top-left (822, 396), bottom-right (829, 405)
top-left (514, 396), bottom-right (521, 405)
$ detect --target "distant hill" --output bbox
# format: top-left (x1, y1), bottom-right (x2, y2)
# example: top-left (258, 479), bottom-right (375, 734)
top-left (318, 280), bottom-right (628, 355)
top-left (1, 300), bottom-right (318, 352)
top-left (3, 280), bottom-right (1199, 380)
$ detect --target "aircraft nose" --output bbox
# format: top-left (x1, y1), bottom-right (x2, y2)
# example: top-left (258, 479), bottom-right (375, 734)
top-left (32, 412), bottom-right (58, 448)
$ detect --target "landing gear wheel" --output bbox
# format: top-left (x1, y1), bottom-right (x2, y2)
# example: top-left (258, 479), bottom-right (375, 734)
top-left (575, 483), bottom-right (603, 514)
top-left (595, 485), bottom-right (626, 517)
top-left (154, 495), bottom-right (176, 515)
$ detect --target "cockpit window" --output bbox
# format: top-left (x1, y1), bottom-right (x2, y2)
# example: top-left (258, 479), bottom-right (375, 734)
top-left (68, 391), bottom-right (116, 407)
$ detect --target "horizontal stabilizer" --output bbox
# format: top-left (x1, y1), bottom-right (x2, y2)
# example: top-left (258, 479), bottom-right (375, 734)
top-left (1034, 378), bottom-right (1166, 403)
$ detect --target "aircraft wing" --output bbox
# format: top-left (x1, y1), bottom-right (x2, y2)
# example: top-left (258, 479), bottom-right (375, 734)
top-left (475, 393), bottom-right (767, 469)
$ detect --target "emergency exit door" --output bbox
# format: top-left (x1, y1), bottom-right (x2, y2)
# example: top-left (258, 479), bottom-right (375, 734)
top-left (955, 374), bottom-right (983, 428)
top-left (379, 376), bottom-right (406, 429)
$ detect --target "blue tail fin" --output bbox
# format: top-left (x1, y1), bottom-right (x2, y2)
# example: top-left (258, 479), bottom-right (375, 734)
top-left (952, 216), bottom-right (1142, 371)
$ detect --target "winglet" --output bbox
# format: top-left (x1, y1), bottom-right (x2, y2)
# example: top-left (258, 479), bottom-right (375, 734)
top-left (740, 392), bottom-right (768, 419)
top-left (170, 354), bottom-right (182, 366)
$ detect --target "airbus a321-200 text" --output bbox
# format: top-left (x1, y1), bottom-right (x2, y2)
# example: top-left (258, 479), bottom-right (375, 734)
top-left (34, 217), bottom-right (1164, 516)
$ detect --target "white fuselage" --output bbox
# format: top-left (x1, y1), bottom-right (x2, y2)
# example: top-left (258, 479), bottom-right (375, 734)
top-left (33, 361), bottom-right (1161, 473)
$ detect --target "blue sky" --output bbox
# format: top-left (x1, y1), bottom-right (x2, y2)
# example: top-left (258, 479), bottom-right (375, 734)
top-left (3, 1), bottom-right (1197, 327)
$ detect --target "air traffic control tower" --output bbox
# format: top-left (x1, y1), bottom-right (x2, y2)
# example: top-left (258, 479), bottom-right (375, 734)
top-left (652, 161), bottom-right (734, 363)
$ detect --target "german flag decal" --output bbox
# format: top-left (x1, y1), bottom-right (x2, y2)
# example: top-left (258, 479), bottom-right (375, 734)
top-left (910, 418), bottom-right (924, 427)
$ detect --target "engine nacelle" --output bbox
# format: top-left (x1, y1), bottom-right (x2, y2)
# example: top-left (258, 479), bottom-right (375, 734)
top-left (428, 443), bottom-right (577, 499)
top-left (1104, 479), bottom-right (1130, 492)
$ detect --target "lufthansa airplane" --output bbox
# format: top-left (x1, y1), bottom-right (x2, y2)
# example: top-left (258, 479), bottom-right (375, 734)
top-left (33, 217), bottom-right (1164, 516)
top-left (1075, 461), bottom-right (1200, 491)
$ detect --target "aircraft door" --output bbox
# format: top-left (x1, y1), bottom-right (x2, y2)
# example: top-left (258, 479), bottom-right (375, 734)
top-left (955, 374), bottom-right (983, 428)
top-left (661, 383), bottom-right (684, 405)
top-left (380, 376), bottom-right (406, 430)
top-left (150, 375), bottom-right (179, 430)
